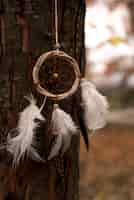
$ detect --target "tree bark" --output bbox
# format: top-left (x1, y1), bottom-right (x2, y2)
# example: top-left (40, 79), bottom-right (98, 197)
top-left (0, 0), bottom-right (85, 199)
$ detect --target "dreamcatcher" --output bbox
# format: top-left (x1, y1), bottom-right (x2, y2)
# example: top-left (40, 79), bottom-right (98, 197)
top-left (6, 0), bottom-right (109, 166)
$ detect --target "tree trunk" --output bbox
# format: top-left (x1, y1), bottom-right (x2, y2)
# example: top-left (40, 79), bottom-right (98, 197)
top-left (0, 0), bottom-right (85, 199)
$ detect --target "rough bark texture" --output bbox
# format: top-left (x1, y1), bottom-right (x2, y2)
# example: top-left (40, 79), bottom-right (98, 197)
top-left (0, 0), bottom-right (85, 200)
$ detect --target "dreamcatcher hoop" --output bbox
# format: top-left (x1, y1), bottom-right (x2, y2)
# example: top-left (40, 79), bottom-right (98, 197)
top-left (32, 50), bottom-right (81, 100)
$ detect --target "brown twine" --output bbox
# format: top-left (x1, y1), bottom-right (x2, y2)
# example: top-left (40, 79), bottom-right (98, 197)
top-left (54, 0), bottom-right (60, 50)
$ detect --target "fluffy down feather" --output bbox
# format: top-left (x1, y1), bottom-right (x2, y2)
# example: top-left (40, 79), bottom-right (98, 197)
top-left (81, 79), bottom-right (109, 131)
top-left (48, 105), bottom-right (77, 160)
top-left (7, 96), bottom-right (45, 166)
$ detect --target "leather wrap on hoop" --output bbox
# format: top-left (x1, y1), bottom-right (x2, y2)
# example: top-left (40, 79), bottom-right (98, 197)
top-left (32, 50), bottom-right (81, 100)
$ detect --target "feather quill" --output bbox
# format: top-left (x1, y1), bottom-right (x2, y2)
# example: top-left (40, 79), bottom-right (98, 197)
top-left (81, 79), bottom-right (109, 131)
top-left (7, 95), bottom-right (45, 166)
top-left (48, 104), bottom-right (77, 160)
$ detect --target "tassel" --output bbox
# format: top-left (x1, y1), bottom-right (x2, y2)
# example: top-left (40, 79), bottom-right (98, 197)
top-left (81, 78), bottom-right (109, 131)
top-left (7, 95), bottom-right (46, 166)
top-left (48, 104), bottom-right (77, 160)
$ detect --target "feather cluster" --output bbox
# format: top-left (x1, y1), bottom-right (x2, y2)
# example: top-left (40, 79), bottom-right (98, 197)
top-left (7, 96), bottom-right (45, 166)
top-left (81, 79), bottom-right (109, 131)
top-left (48, 104), bottom-right (77, 160)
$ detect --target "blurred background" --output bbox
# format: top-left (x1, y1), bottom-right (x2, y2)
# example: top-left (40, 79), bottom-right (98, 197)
top-left (80, 0), bottom-right (134, 199)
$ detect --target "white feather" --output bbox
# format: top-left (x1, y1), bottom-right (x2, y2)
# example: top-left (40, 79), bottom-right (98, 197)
top-left (81, 78), bottom-right (109, 130)
top-left (7, 96), bottom-right (45, 166)
top-left (48, 105), bottom-right (77, 160)
top-left (48, 134), bottom-right (62, 160)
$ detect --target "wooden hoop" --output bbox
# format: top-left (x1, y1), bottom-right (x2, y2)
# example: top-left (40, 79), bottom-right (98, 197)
top-left (32, 50), bottom-right (81, 100)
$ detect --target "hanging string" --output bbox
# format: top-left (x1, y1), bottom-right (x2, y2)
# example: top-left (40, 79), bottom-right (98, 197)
top-left (54, 0), bottom-right (60, 50)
